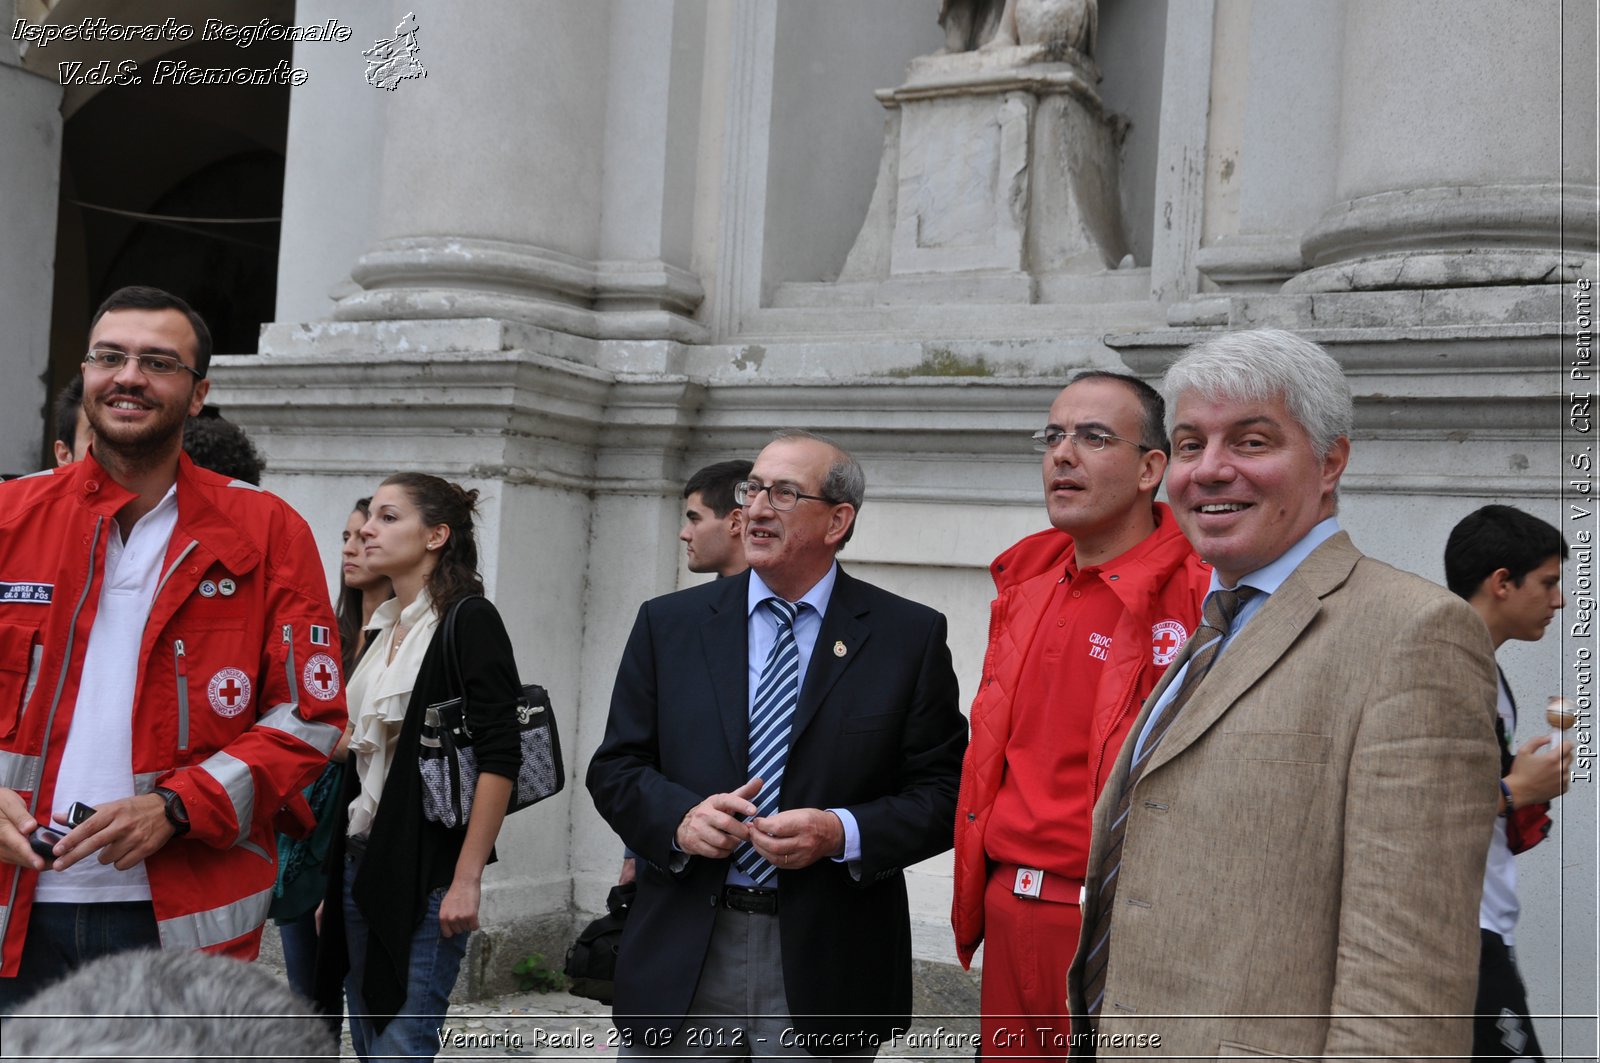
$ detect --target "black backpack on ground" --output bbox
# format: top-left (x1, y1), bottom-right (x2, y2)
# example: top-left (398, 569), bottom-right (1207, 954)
top-left (564, 881), bottom-right (635, 1003)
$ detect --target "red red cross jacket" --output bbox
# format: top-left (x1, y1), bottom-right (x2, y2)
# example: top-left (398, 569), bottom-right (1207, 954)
top-left (0, 453), bottom-right (345, 974)
top-left (951, 504), bottom-right (1209, 967)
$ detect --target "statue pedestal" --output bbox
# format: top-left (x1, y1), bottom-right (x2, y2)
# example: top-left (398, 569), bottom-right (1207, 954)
top-left (831, 50), bottom-right (1130, 305)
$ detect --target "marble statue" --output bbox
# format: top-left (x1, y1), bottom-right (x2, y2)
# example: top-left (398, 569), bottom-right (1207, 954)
top-left (938, 0), bottom-right (1096, 64)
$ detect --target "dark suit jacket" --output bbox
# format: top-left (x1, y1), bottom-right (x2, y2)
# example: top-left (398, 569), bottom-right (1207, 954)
top-left (586, 566), bottom-right (966, 1045)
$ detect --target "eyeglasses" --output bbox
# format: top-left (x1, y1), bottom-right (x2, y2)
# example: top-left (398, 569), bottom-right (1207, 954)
top-left (84, 348), bottom-right (204, 380)
top-left (1031, 427), bottom-right (1153, 453)
top-left (734, 480), bottom-right (834, 511)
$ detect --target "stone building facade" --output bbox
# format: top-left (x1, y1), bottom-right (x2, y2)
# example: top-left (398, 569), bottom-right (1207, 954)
top-left (4, 0), bottom-right (1595, 1052)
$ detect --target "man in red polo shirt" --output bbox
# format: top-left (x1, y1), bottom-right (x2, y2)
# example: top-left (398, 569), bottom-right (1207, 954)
top-left (952, 371), bottom-right (1209, 1059)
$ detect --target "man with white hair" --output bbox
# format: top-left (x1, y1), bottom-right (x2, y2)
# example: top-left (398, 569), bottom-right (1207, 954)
top-left (1067, 328), bottom-right (1500, 1059)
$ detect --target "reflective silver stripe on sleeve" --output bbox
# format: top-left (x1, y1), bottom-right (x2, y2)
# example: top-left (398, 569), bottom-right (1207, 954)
top-left (0, 751), bottom-right (41, 792)
top-left (156, 885), bottom-right (272, 951)
top-left (257, 700), bottom-right (341, 757)
top-left (133, 773), bottom-right (262, 858)
top-left (196, 751), bottom-right (254, 847)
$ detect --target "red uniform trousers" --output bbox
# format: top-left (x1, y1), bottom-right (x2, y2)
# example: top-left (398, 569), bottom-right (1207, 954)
top-left (979, 868), bottom-right (1081, 1061)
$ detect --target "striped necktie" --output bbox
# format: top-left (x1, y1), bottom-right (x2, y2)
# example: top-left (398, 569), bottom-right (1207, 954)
top-left (1080, 586), bottom-right (1258, 1023)
top-left (734, 598), bottom-right (802, 885)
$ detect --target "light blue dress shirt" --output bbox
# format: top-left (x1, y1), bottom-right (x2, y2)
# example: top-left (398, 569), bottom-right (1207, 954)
top-left (1131, 517), bottom-right (1342, 764)
top-left (721, 563), bottom-right (860, 887)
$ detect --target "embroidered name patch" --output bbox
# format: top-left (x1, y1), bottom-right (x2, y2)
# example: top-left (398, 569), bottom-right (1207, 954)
top-left (207, 668), bottom-right (252, 718)
top-left (302, 653), bottom-right (341, 701)
top-left (1152, 619), bottom-right (1188, 666)
top-left (0, 582), bottom-right (52, 604)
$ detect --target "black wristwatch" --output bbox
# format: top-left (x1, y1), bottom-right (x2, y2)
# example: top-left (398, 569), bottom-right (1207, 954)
top-left (153, 786), bottom-right (190, 836)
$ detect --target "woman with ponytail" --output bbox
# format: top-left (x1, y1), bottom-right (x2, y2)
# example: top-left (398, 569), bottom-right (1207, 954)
top-left (318, 474), bottom-right (522, 1061)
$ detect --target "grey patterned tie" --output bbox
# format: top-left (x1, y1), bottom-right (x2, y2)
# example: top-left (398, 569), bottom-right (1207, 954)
top-left (733, 598), bottom-right (801, 885)
top-left (1080, 586), bottom-right (1258, 1023)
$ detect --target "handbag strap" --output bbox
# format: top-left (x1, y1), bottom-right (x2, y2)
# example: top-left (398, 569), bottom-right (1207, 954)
top-left (439, 594), bottom-right (486, 712)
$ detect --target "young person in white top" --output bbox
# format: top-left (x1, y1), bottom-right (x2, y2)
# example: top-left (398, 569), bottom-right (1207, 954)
top-left (1445, 504), bottom-right (1574, 1062)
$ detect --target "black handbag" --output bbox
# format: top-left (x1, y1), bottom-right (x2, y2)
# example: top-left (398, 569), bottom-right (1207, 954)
top-left (419, 596), bottom-right (564, 828)
top-left (564, 882), bottom-right (635, 1003)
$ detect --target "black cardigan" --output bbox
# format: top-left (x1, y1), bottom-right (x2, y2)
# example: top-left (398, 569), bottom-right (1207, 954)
top-left (315, 595), bottom-right (522, 1028)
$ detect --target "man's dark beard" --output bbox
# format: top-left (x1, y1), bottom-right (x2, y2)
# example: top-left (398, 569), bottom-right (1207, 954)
top-left (85, 392), bottom-right (183, 468)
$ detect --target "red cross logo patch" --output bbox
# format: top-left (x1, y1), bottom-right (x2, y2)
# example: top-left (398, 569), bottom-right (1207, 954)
top-left (302, 653), bottom-right (341, 701)
top-left (1013, 866), bottom-right (1044, 898)
top-left (207, 668), bottom-right (252, 718)
top-left (1152, 619), bottom-right (1189, 666)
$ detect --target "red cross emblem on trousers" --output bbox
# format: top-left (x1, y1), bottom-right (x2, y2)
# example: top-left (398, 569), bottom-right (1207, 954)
top-left (1012, 865), bottom-right (1044, 898)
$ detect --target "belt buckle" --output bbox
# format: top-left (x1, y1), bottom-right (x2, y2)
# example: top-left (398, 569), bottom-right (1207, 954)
top-left (724, 886), bottom-right (777, 915)
top-left (1012, 866), bottom-right (1044, 899)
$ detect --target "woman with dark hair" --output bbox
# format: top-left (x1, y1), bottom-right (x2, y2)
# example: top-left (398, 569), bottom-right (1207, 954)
top-left (319, 474), bottom-right (522, 1062)
top-left (272, 498), bottom-right (392, 1014)
top-left (336, 497), bottom-right (394, 674)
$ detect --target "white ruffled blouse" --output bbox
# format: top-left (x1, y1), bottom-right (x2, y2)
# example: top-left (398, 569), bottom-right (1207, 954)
top-left (345, 588), bottom-right (441, 839)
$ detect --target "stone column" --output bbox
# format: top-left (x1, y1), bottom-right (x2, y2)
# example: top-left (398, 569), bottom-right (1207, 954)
top-left (328, 0), bottom-right (704, 341)
top-left (0, 52), bottom-right (61, 473)
top-left (1285, 0), bottom-right (1596, 293)
top-left (244, 1), bottom-right (721, 995)
top-left (273, 0), bottom-right (387, 322)
top-left (1193, 1), bottom-right (1343, 293)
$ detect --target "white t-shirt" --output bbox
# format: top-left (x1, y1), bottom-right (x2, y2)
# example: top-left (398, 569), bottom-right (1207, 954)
top-left (36, 487), bottom-right (179, 902)
top-left (1479, 673), bottom-right (1520, 941)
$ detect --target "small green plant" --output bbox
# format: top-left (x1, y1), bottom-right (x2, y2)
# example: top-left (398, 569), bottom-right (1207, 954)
top-left (512, 951), bottom-right (568, 993)
top-left (882, 348), bottom-right (995, 378)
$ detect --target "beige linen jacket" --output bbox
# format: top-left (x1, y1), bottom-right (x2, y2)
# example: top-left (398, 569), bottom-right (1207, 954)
top-left (1067, 532), bottom-right (1500, 1061)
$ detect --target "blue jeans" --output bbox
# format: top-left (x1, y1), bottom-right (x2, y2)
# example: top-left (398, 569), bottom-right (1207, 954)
top-left (342, 855), bottom-right (467, 1063)
top-left (0, 901), bottom-right (160, 1012)
top-left (277, 909), bottom-right (320, 1002)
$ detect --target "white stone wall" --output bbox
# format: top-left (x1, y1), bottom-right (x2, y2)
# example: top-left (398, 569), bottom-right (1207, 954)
top-left (0, 52), bottom-right (61, 475)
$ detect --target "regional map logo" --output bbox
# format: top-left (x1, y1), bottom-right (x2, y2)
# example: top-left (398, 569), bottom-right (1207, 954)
top-left (364, 11), bottom-right (425, 91)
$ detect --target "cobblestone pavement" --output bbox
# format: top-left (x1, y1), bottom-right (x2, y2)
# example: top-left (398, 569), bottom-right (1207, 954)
top-left (350, 990), bottom-right (983, 1061)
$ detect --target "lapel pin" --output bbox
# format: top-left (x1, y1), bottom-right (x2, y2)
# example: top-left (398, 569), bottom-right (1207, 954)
top-left (219, 578), bottom-right (237, 597)
top-left (833, 640), bottom-right (847, 657)
top-left (198, 580), bottom-right (217, 598)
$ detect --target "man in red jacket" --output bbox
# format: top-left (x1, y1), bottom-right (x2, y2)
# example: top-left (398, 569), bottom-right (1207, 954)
top-left (0, 287), bottom-right (344, 1006)
top-left (952, 372), bottom-right (1208, 1059)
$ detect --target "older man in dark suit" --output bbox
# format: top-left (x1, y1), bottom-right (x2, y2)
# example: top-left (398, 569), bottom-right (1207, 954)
top-left (588, 430), bottom-right (967, 1060)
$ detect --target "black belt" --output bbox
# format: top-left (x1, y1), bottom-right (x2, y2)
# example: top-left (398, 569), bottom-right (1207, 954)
top-left (720, 885), bottom-right (778, 915)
